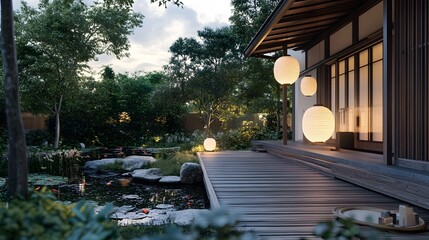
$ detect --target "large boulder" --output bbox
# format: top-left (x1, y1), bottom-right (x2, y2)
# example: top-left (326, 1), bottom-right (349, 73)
top-left (84, 158), bottom-right (118, 170)
top-left (122, 155), bottom-right (156, 171)
top-left (84, 156), bottom-right (156, 171)
top-left (180, 163), bottom-right (203, 184)
top-left (132, 168), bottom-right (162, 182)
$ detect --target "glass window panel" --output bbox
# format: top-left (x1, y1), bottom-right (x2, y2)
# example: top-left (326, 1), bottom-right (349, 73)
top-left (331, 76), bottom-right (336, 139)
top-left (339, 60), bottom-right (346, 74)
top-left (348, 56), bottom-right (355, 71)
top-left (339, 75), bottom-right (346, 131)
top-left (359, 50), bottom-right (368, 66)
top-left (331, 64), bottom-right (336, 77)
top-left (372, 42), bottom-right (383, 62)
top-left (348, 71), bottom-right (355, 132)
top-left (372, 60), bottom-right (383, 141)
top-left (359, 66), bottom-right (369, 140)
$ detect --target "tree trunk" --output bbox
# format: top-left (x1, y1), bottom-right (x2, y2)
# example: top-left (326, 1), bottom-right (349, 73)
top-left (53, 96), bottom-right (63, 148)
top-left (54, 111), bottom-right (60, 148)
top-left (1, 0), bottom-right (29, 198)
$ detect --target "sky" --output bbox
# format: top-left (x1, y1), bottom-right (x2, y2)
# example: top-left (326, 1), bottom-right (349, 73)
top-left (13, 0), bottom-right (232, 75)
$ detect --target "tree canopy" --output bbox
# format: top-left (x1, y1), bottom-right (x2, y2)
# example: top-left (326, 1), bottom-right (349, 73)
top-left (16, 0), bottom-right (144, 148)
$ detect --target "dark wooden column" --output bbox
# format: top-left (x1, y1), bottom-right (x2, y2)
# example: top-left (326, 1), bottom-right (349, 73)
top-left (283, 83), bottom-right (289, 145)
top-left (383, 0), bottom-right (393, 165)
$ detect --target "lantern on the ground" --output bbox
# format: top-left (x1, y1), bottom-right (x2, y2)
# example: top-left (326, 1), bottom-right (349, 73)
top-left (273, 55), bottom-right (300, 85)
top-left (300, 75), bottom-right (317, 97)
top-left (302, 105), bottom-right (335, 143)
top-left (203, 138), bottom-right (216, 151)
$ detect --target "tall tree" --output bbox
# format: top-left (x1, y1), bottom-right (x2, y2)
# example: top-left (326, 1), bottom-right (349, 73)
top-left (185, 27), bottom-right (241, 137)
top-left (0, 0), bottom-right (184, 198)
top-left (1, 0), bottom-right (29, 198)
top-left (229, 0), bottom-right (283, 136)
top-left (16, 0), bottom-right (143, 148)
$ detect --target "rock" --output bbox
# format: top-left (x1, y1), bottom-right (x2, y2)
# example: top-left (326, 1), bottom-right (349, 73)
top-left (118, 214), bottom-right (169, 226)
top-left (132, 168), bottom-right (163, 182)
top-left (84, 158), bottom-right (119, 170)
top-left (84, 156), bottom-right (156, 172)
top-left (168, 209), bottom-right (210, 226)
top-left (122, 194), bottom-right (141, 200)
top-left (156, 204), bottom-right (174, 209)
top-left (122, 155), bottom-right (156, 171)
top-left (110, 211), bottom-right (147, 220)
top-left (159, 176), bottom-right (181, 184)
top-left (180, 163), bottom-right (203, 184)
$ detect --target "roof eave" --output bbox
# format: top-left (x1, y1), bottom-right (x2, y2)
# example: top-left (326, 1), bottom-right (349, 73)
top-left (244, 0), bottom-right (296, 58)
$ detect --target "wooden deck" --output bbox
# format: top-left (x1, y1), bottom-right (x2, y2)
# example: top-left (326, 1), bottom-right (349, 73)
top-left (199, 151), bottom-right (429, 240)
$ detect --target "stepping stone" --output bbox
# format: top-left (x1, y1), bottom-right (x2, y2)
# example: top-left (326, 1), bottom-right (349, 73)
top-left (159, 176), bottom-right (181, 184)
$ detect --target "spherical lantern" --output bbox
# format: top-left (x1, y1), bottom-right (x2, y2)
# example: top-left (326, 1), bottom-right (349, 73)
top-left (302, 105), bottom-right (335, 143)
top-left (203, 138), bottom-right (216, 151)
top-left (273, 55), bottom-right (300, 85)
top-left (300, 75), bottom-right (317, 97)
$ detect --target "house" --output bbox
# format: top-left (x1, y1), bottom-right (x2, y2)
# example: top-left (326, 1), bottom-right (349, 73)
top-left (245, 0), bottom-right (429, 209)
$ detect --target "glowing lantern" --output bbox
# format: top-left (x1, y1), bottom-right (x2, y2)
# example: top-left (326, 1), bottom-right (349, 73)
top-left (302, 105), bottom-right (335, 143)
top-left (300, 75), bottom-right (317, 97)
top-left (203, 138), bottom-right (216, 151)
top-left (273, 55), bottom-right (300, 85)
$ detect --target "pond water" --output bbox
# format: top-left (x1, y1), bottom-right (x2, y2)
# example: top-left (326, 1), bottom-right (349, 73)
top-left (56, 174), bottom-right (210, 210)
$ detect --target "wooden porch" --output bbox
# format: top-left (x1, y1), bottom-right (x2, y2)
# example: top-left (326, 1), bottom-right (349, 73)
top-left (198, 150), bottom-right (429, 239)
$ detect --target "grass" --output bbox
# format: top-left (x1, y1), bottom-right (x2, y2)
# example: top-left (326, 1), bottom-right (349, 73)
top-left (150, 151), bottom-right (198, 176)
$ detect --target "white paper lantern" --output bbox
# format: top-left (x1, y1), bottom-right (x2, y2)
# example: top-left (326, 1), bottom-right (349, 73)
top-left (302, 105), bottom-right (335, 143)
top-left (203, 138), bottom-right (216, 151)
top-left (273, 55), bottom-right (300, 85)
top-left (300, 75), bottom-right (317, 97)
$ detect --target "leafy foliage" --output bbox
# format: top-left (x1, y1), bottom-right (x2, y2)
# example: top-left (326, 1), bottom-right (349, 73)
top-left (0, 191), bottom-right (119, 240)
top-left (313, 218), bottom-right (381, 240)
top-left (150, 151), bottom-right (197, 176)
top-left (15, 0), bottom-right (143, 148)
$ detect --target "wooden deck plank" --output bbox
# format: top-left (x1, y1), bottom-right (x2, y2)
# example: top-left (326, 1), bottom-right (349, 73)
top-left (199, 151), bottom-right (429, 240)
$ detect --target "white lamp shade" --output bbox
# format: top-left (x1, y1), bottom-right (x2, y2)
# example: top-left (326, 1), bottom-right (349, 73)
top-left (273, 55), bottom-right (300, 85)
top-left (302, 106), bottom-right (335, 143)
top-left (203, 138), bottom-right (216, 151)
top-left (300, 76), bottom-right (317, 97)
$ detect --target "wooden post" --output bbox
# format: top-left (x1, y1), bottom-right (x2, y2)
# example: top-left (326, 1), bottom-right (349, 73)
top-left (383, 0), bottom-right (393, 165)
top-left (283, 83), bottom-right (289, 145)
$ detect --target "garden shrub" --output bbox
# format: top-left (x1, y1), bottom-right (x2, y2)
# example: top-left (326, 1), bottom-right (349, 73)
top-left (25, 130), bottom-right (52, 146)
top-left (0, 190), bottom-right (119, 240)
top-left (215, 122), bottom-right (279, 151)
top-left (150, 151), bottom-right (198, 176)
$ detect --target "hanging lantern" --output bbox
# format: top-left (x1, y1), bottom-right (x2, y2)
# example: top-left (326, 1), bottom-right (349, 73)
top-left (302, 105), bottom-right (335, 143)
top-left (273, 55), bottom-right (300, 85)
top-left (203, 138), bottom-right (216, 151)
top-left (300, 75), bottom-right (317, 97)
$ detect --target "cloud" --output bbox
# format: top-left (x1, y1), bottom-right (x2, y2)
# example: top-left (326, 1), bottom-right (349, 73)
top-left (13, 0), bottom-right (232, 75)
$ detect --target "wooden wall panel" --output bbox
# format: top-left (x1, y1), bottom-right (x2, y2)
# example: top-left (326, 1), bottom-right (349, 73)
top-left (394, 0), bottom-right (429, 161)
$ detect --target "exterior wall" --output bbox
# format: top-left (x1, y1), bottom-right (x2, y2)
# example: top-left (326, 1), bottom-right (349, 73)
top-left (393, 0), bottom-right (429, 162)
top-left (330, 23), bottom-right (352, 56)
top-left (294, 69), bottom-right (317, 141)
top-left (307, 41), bottom-right (324, 68)
top-left (290, 50), bottom-right (309, 141)
top-left (359, 1), bottom-right (383, 40)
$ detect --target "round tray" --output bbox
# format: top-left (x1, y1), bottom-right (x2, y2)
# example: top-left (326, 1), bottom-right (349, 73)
top-left (333, 206), bottom-right (427, 232)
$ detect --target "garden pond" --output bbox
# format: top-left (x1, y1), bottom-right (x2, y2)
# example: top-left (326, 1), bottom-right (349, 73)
top-left (1, 173), bottom-right (210, 211)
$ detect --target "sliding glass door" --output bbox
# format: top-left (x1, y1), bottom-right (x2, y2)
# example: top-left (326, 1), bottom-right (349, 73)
top-left (330, 42), bottom-right (383, 152)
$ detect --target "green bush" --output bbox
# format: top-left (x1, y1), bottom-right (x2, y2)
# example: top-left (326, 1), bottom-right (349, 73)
top-left (0, 190), bottom-right (119, 240)
top-left (216, 122), bottom-right (278, 151)
top-left (150, 151), bottom-right (198, 176)
top-left (25, 130), bottom-right (52, 146)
